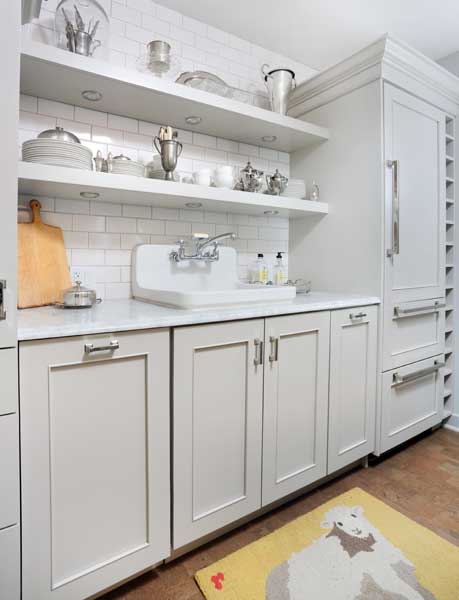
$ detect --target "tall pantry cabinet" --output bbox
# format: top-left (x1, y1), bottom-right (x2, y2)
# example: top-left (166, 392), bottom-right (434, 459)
top-left (288, 35), bottom-right (459, 452)
top-left (0, 2), bottom-right (20, 598)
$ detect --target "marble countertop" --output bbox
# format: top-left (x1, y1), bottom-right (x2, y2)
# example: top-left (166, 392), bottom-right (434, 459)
top-left (17, 292), bottom-right (380, 341)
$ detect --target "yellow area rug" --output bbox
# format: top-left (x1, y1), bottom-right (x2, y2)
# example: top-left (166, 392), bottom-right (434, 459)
top-left (195, 488), bottom-right (459, 599)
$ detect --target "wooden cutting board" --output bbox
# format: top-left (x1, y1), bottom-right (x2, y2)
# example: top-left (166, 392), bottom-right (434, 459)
top-left (18, 199), bottom-right (71, 308)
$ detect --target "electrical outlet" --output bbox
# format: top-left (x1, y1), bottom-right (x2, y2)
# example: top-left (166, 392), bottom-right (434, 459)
top-left (70, 268), bottom-right (96, 290)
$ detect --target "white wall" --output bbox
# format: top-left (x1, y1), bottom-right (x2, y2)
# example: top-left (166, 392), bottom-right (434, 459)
top-left (438, 51), bottom-right (459, 77)
top-left (20, 1), bottom-right (317, 298)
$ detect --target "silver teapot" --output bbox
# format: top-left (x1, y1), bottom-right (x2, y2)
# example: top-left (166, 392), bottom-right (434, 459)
top-left (239, 161), bottom-right (264, 193)
top-left (266, 169), bottom-right (288, 195)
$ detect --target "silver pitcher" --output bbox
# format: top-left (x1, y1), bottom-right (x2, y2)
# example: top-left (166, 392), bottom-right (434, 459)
top-left (154, 137), bottom-right (183, 181)
top-left (262, 65), bottom-right (296, 115)
top-left (266, 169), bottom-right (288, 195)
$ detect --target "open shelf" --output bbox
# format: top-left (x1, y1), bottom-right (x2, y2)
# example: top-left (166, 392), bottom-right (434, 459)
top-left (20, 39), bottom-right (330, 154)
top-left (18, 161), bottom-right (329, 218)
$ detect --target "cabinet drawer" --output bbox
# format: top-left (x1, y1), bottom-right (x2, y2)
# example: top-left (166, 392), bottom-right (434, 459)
top-left (383, 298), bottom-right (445, 370)
top-left (380, 355), bottom-right (443, 453)
top-left (0, 348), bottom-right (17, 416)
top-left (0, 524), bottom-right (20, 600)
top-left (0, 414), bottom-right (19, 529)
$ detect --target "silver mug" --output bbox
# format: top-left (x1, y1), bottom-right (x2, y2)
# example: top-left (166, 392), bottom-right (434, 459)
top-left (154, 137), bottom-right (183, 181)
top-left (74, 30), bottom-right (101, 57)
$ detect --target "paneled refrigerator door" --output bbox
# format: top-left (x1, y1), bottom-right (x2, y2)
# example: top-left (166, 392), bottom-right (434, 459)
top-left (383, 84), bottom-right (446, 370)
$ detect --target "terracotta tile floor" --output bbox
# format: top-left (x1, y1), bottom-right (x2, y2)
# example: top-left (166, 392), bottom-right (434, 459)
top-left (101, 428), bottom-right (459, 599)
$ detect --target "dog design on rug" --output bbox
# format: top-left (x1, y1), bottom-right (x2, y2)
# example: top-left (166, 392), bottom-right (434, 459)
top-left (265, 505), bottom-right (436, 599)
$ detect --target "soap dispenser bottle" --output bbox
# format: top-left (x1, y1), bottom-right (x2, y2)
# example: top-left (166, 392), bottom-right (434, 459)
top-left (249, 253), bottom-right (268, 283)
top-left (273, 252), bottom-right (286, 286)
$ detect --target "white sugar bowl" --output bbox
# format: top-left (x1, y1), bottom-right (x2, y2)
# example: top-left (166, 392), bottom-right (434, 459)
top-left (214, 165), bottom-right (235, 189)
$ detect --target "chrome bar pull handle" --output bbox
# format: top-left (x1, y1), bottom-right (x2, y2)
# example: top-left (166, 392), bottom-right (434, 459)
top-left (386, 159), bottom-right (399, 258)
top-left (0, 280), bottom-right (6, 321)
top-left (84, 340), bottom-right (120, 354)
top-left (269, 336), bottom-right (279, 362)
top-left (254, 338), bottom-right (263, 366)
top-left (394, 301), bottom-right (445, 318)
top-left (391, 360), bottom-right (444, 388)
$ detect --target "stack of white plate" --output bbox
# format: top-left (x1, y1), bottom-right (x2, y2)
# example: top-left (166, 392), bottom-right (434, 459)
top-left (22, 139), bottom-right (93, 170)
top-left (281, 178), bottom-right (306, 199)
top-left (111, 158), bottom-right (145, 177)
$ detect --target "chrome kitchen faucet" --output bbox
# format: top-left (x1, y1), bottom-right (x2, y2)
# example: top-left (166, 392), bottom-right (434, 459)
top-left (169, 232), bottom-right (236, 262)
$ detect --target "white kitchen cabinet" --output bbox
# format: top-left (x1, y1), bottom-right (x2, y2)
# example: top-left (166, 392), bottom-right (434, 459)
top-left (0, 348), bottom-right (18, 416)
top-left (289, 36), bottom-right (456, 453)
top-left (328, 307), bottom-right (378, 473)
top-left (0, 525), bottom-right (20, 600)
top-left (0, 414), bottom-right (20, 530)
top-left (173, 319), bottom-right (264, 549)
top-left (20, 329), bottom-right (170, 600)
top-left (380, 355), bottom-right (444, 453)
top-left (262, 312), bottom-right (330, 506)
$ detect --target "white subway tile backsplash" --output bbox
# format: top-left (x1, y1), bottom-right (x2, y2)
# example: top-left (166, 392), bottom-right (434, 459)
top-left (63, 231), bottom-right (89, 248)
top-left (20, 94), bottom-right (38, 113)
top-left (19, 110), bottom-right (56, 132)
top-left (137, 218), bottom-right (165, 234)
top-left (127, 0), bottom-right (156, 15)
top-left (105, 283), bottom-right (131, 299)
top-left (111, 1), bottom-right (141, 26)
top-left (55, 198), bottom-right (90, 215)
top-left (107, 216), bottom-right (137, 233)
top-left (192, 132), bottom-right (217, 149)
top-left (105, 250), bottom-right (132, 265)
top-left (91, 126), bottom-right (123, 146)
top-left (155, 4), bottom-right (182, 26)
top-left (140, 14), bottom-right (170, 36)
top-left (20, 0), bottom-right (309, 286)
top-left (89, 233), bottom-right (121, 249)
top-left (74, 106), bottom-right (108, 127)
top-left (57, 118), bottom-right (91, 141)
top-left (41, 211), bottom-right (73, 230)
top-left (72, 249), bottom-right (105, 266)
top-left (108, 113), bottom-right (138, 133)
top-left (73, 214), bottom-right (106, 232)
top-left (166, 221), bottom-right (191, 236)
top-left (182, 15), bottom-right (206, 35)
top-left (122, 204), bottom-right (151, 218)
top-left (90, 201), bottom-right (122, 216)
top-left (120, 233), bottom-right (149, 249)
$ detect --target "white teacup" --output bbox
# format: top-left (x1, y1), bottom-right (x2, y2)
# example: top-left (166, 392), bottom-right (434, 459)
top-left (193, 168), bottom-right (212, 186)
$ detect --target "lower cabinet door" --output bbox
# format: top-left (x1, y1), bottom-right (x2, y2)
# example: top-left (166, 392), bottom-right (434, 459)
top-left (380, 355), bottom-right (444, 453)
top-left (328, 306), bottom-right (377, 473)
top-left (0, 524), bottom-right (20, 600)
top-left (0, 414), bottom-right (20, 530)
top-left (262, 312), bottom-right (330, 506)
top-left (173, 320), bottom-right (264, 549)
top-left (20, 330), bottom-right (170, 600)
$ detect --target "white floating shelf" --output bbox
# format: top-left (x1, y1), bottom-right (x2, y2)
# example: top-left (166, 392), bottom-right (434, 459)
top-left (20, 39), bottom-right (330, 154)
top-left (18, 162), bottom-right (329, 218)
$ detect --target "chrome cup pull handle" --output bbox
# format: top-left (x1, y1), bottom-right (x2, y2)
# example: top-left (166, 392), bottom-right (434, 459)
top-left (84, 340), bottom-right (119, 354)
top-left (349, 312), bottom-right (367, 321)
top-left (386, 159), bottom-right (399, 258)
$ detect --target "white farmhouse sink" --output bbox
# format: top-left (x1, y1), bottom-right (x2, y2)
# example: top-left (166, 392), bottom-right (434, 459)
top-left (132, 244), bottom-right (295, 309)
